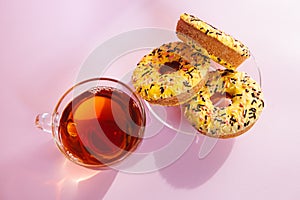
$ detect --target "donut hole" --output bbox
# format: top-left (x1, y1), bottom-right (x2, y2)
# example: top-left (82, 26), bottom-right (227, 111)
top-left (210, 92), bottom-right (232, 108)
top-left (159, 61), bottom-right (181, 75)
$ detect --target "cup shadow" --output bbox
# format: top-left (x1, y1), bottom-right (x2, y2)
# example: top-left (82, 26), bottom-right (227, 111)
top-left (157, 136), bottom-right (235, 189)
top-left (0, 140), bottom-right (118, 200)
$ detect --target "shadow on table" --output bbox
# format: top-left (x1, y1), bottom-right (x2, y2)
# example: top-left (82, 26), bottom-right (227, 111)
top-left (157, 135), bottom-right (235, 189)
top-left (0, 140), bottom-right (117, 200)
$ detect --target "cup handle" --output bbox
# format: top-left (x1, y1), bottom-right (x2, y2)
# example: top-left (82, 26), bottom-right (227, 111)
top-left (35, 113), bottom-right (52, 133)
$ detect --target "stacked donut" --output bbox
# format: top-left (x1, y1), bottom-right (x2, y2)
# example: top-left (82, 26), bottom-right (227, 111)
top-left (131, 13), bottom-right (264, 138)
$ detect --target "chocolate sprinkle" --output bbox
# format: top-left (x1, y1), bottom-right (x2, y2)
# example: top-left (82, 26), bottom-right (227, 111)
top-left (244, 121), bottom-right (250, 127)
top-left (243, 109), bottom-right (247, 118)
top-left (183, 80), bottom-right (192, 87)
top-left (160, 87), bottom-right (164, 94)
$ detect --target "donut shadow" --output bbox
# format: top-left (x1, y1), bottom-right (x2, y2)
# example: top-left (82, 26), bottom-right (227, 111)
top-left (0, 140), bottom-right (118, 200)
top-left (157, 135), bottom-right (235, 189)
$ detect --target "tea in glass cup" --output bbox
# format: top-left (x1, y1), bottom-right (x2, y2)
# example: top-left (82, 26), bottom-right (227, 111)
top-left (35, 78), bottom-right (146, 169)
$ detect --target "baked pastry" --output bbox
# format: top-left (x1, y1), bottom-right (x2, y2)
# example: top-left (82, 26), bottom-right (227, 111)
top-left (184, 69), bottom-right (264, 138)
top-left (176, 13), bottom-right (250, 69)
top-left (132, 41), bottom-right (210, 106)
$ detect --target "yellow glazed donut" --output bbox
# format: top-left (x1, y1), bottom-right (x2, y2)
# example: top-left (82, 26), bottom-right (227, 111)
top-left (132, 41), bottom-right (210, 106)
top-left (184, 69), bottom-right (264, 138)
top-left (176, 13), bottom-right (250, 69)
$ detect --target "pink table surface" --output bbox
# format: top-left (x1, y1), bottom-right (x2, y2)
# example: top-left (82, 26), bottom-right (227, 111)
top-left (1, 0), bottom-right (300, 199)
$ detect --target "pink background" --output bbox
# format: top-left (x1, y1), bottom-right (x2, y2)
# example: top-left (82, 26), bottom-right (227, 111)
top-left (1, 0), bottom-right (300, 199)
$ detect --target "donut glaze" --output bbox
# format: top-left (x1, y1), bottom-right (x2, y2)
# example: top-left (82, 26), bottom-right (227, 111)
top-left (132, 41), bottom-right (210, 106)
top-left (184, 69), bottom-right (264, 138)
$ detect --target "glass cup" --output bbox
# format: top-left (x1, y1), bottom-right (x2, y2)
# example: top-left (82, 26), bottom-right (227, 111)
top-left (35, 78), bottom-right (146, 169)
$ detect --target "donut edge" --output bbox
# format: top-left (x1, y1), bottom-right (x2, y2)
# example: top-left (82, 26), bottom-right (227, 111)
top-left (200, 122), bottom-right (256, 139)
